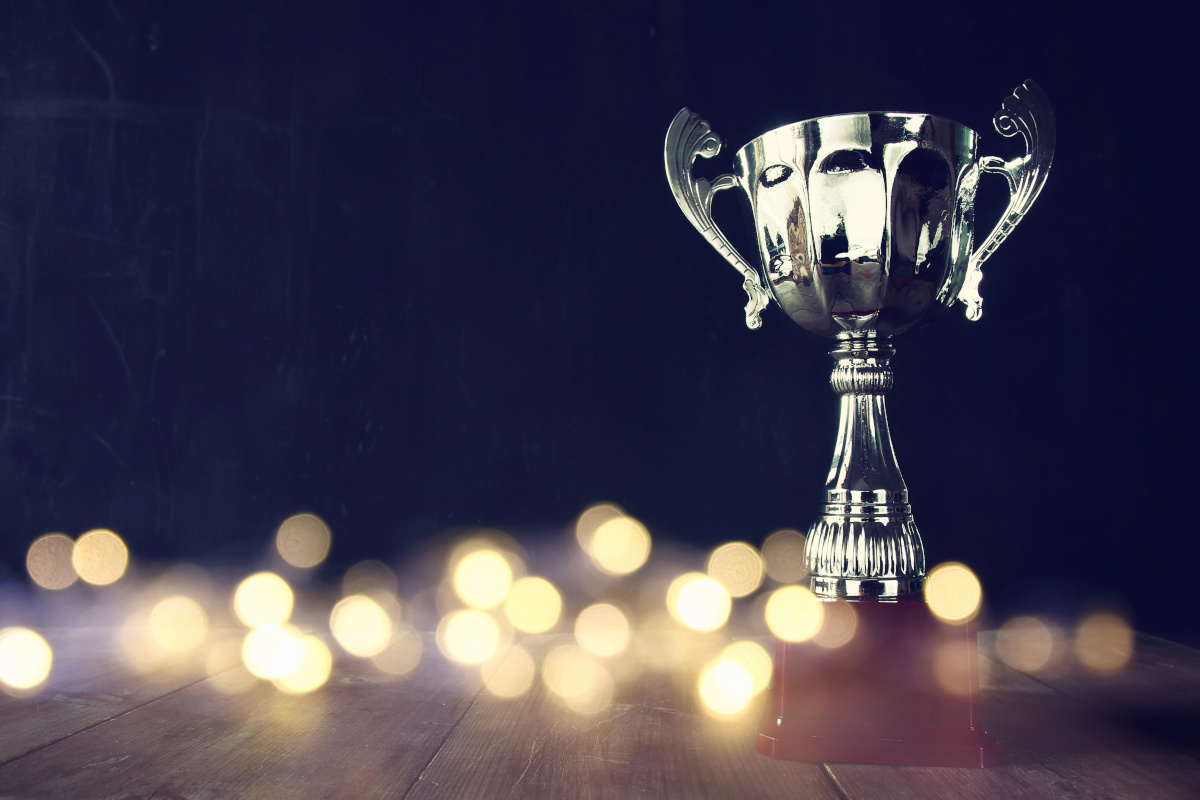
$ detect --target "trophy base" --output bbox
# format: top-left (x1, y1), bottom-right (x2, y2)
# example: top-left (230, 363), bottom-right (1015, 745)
top-left (756, 598), bottom-right (999, 768)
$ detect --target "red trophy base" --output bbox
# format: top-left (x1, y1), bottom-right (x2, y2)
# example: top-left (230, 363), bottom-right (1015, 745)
top-left (757, 598), bottom-right (999, 768)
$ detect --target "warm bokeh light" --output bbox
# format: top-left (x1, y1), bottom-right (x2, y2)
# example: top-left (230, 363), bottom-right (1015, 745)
top-left (668, 573), bottom-right (731, 632)
top-left (207, 638), bottom-right (257, 694)
top-left (719, 641), bottom-right (773, 695)
top-left (698, 659), bottom-right (754, 716)
top-left (0, 627), bottom-right (53, 691)
top-left (372, 623), bottom-right (424, 676)
top-left (72, 529), bottom-right (129, 586)
top-left (574, 502), bottom-right (626, 556)
top-left (343, 560), bottom-right (399, 598)
top-left (932, 639), bottom-right (978, 696)
top-left (764, 585), bottom-right (824, 642)
top-left (574, 603), bottom-right (631, 657)
top-left (542, 644), bottom-right (613, 715)
top-left (148, 595), bottom-right (209, 653)
top-left (330, 595), bottom-right (393, 657)
top-left (274, 635), bottom-right (332, 694)
top-left (242, 625), bottom-right (305, 680)
top-left (925, 562), bottom-right (983, 624)
top-left (504, 576), bottom-right (562, 634)
top-left (437, 609), bottom-right (501, 664)
top-left (274, 513), bottom-right (332, 568)
top-left (1074, 612), bottom-right (1134, 676)
top-left (812, 599), bottom-right (858, 649)
top-left (996, 616), bottom-right (1063, 673)
top-left (761, 529), bottom-right (808, 583)
top-left (26, 533), bottom-right (78, 590)
top-left (707, 542), bottom-right (764, 598)
top-left (453, 549), bottom-right (514, 610)
top-left (483, 644), bottom-right (536, 699)
top-left (233, 572), bottom-right (294, 628)
top-left (589, 516), bottom-right (652, 575)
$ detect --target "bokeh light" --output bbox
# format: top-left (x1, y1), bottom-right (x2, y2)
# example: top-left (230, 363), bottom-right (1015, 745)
top-left (812, 599), bottom-right (857, 649)
top-left (26, 534), bottom-right (78, 590)
top-left (764, 585), bottom-right (824, 642)
top-left (331, 595), bottom-right (393, 657)
top-left (437, 609), bottom-right (501, 664)
top-left (574, 603), bottom-right (631, 657)
top-left (1074, 612), bottom-right (1134, 676)
top-left (274, 635), bottom-right (332, 694)
top-left (274, 513), bottom-right (332, 569)
top-left (72, 529), bottom-right (129, 586)
top-left (207, 638), bottom-right (257, 694)
top-left (453, 548), bottom-right (514, 610)
top-left (996, 616), bottom-right (1063, 673)
top-left (234, 572), bottom-right (294, 629)
top-left (668, 573), bottom-right (731, 632)
top-left (504, 576), bottom-right (562, 634)
top-left (707, 542), bottom-right (764, 598)
top-left (925, 562), bottom-right (983, 624)
top-left (242, 624), bottom-right (305, 680)
top-left (574, 502), bottom-right (626, 556)
top-left (371, 623), bottom-right (424, 676)
top-left (761, 529), bottom-right (808, 583)
top-left (719, 641), bottom-right (773, 695)
top-left (148, 596), bottom-right (209, 653)
top-left (542, 644), bottom-right (613, 715)
top-left (932, 639), bottom-right (979, 696)
top-left (0, 627), bottom-right (53, 692)
top-left (483, 644), bottom-right (536, 699)
top-left (343, 560), bottom-right (399, 598)
top-left (698, 659), bottom-right (754, 716)
top-left (588, 516), bottom-right (652, 576)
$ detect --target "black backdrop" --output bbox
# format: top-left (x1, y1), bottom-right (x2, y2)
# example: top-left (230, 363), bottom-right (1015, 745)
top-left (1, 1), bottom-right (1196, 640)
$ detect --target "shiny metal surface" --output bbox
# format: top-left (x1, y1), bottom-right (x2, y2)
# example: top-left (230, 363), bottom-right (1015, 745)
top-left (664, 82), bottom-right (1054, 599)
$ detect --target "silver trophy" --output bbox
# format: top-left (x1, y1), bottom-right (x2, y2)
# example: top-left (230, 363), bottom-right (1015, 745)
top-left (665, 81), bottom-right (1053, 602)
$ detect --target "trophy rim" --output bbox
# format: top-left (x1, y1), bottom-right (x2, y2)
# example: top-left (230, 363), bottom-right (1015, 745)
top-left (736, 111), bottom-right (976, 155)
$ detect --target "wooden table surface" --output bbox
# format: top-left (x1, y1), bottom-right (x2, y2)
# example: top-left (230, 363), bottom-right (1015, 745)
top-left (1, 628), bottom-right (1198, 799)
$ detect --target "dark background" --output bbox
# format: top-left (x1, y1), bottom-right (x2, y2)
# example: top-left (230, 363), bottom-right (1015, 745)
top-left (1, 1), bottom-right (1196, 640)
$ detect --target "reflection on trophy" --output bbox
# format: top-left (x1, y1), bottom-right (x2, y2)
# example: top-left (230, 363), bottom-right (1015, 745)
top-left (665, 81), bottom-right (1054, 767)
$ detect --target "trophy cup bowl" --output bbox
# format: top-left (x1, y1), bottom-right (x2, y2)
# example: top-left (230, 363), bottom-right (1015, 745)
top-left (665, 81), bottom-right (1054, 767)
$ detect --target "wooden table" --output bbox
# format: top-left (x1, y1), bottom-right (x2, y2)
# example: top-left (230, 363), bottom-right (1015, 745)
top-left (1, 629), bottom-right (1198, 798)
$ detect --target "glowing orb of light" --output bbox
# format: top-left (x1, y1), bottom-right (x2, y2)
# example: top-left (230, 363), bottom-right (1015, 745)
top-left (667, 573), bottom-right (731, 632)
top-left (372, 624), bottom-right (424, 676)
top-left (925, 562), bottom-right (983, 624)
top-left (542, 645), bottom-right (613, 715)
top-left (453, 549), bottom-right (514, 610)
top-left (574, 503), bottom-right (626, 556)
top-left (330, 595), bottom-right (393, 658)
top-left (207, 639), bottom-right (257, 695)
top-left (342, 560), bottom-right (398, 597)
top-left (242, 625), bottom-right (305, 680)
top-left (483, 644), bottom-right (536, 699)
top-left (589, 516), bottom-right (652, 576)
top-left (504, 576), bottom-right (562, 634)
top-left (812, 600), bottom-right (858, 649)
top-left (574, 603), bottom-right (631, 657)
top-left (698, 659), bottom-right (754, 716)
top-left (26, 534), bottom-right (78, 590)
top-left (764, 586), bottom-right (824, 642)
top-left (233, 572), bottom-right (294, 629)
top-left (274, 513), bottom-right (332, 568)
top-left (0, 628), bottom-right (53, 691)
top-left (996, 616), bottom-right (1062, 673)
top-left (1074, 611), bottom-right (1135, 676)
top-left (719, 641), bottom-right (773, 695)
top-left (760, 529), bottom-right (808, 583)
top-left (148, 596), bottom-right (209, 653)
top-left (437, 609), bottom-right (501, 664)
top-left (72, 529), bottom-right (129, 586)
top-left (707, 542), bottom-right (764, 598)
top-left (274, 636), bottom-right (332, 694)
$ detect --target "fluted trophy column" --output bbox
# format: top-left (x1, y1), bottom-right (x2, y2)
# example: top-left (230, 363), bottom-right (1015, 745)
top-left (807, 331), bottom-right (924, 599)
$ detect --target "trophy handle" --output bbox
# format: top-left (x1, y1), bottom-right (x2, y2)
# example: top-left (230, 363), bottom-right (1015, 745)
top-left (959, 80), bottom-right (1055, 321)
top-left (665, 108), bottom-right (771, 330)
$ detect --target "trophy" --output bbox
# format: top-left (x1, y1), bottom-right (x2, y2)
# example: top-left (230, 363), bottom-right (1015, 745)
top-left (665, 81), bottom-right (1053, 767)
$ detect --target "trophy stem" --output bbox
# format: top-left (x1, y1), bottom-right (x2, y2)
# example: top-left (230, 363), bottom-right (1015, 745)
top-left (806, 330), bottom-right (925, 599)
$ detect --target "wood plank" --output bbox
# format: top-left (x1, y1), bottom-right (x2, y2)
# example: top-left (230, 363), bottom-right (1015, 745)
top-left (0, 634), bottom-right (482, 799)
top-left (405, 634), bottom-right (843, 800)
top-left (822, 642), bottom-right (1200, 799)
top-left (0, 627), bottom-right (211, 766)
